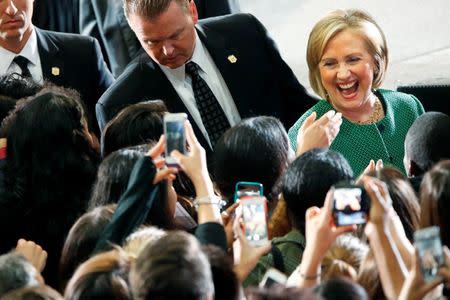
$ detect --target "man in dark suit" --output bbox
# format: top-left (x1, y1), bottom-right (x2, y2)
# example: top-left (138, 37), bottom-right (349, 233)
top-left (97, 0), bottom-right (315, 151)
top-left (0, 0), bottom-right (114, 134)
top-left (80, 0), bottom-right (241, 78)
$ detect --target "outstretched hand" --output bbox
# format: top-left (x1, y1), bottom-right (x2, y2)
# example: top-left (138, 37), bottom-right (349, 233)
top-left (296, 110), bottom-right (342, 157)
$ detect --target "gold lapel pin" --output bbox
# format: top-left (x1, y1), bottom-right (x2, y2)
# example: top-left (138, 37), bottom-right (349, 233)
top-left (227, 55), bottom-right (237, 64)
top-left (51, 67), bottom-right (60, 76)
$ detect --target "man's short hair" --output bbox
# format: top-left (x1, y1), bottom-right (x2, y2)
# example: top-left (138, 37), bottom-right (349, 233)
top-left (405, 111), bottom-right (450, 174)
top-left (130, 230), bottom-right (214, 300)
top-left (0, 252), bottom-right (39, 297)
top-left (123, 0), bottom-right (190, 19)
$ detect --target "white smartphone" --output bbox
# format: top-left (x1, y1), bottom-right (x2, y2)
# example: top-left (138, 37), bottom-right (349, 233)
top-left (414, 226), bottom-right (444, 282)
top-left (163, 113), bottom-right (187, 167)
top-left (259, 268), bottom-right (287, 288)
top-left (241, 196), bottom-right (269, 247)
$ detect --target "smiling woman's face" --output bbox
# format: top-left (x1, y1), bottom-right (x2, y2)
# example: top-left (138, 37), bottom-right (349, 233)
top-left (319, 29), bottom-right (376, 114)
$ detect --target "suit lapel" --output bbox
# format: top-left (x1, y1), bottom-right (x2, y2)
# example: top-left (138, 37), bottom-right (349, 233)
top-left (35, 28), bottom-right (65, 86)
top-left (195, 24), bottom-right (253, 119)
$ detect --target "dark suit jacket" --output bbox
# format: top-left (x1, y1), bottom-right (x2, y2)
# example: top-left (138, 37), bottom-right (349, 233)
top-left (36, 28), bottom-right (114, 132)
top-left (79, 0), bottom-right (241, 78)
top-left (96, 13), bottom-right (316, 151)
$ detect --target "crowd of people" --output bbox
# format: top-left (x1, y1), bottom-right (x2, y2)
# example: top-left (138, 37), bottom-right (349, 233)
top-left (1, 0), bottom-right (450, 299)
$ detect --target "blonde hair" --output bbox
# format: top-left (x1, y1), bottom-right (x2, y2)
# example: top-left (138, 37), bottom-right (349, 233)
top-left (123, 226), bottom-right (167, 260)
top-left (321, 234), bottom-right (369, 281)
top-left (307, 9), bottom-right (389, 99)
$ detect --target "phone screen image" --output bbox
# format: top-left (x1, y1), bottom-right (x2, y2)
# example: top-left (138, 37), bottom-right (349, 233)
top-left (242, 197), bottom-right (268, 246)
top-left (234, 181), bottom-right (263, 203)
top-left (414, 226), bottom-right (444, 282)
top-left (165, 120), bottom-right (185, 155)
top-left (333, 187), bottom-right (368, 226)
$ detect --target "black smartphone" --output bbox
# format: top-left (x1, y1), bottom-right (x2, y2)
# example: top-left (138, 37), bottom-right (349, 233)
top-left (163, 113), bottom-right (187, 167)
top-left (332, 181), bottom-right (370, 226)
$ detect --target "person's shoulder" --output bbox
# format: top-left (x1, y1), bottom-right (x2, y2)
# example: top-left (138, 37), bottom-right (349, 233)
top-left (36, 27), bottom-right (95, 45)
top-left (198, 13), bottom-right (260, 32)
top-left (378, 88), bottom-right (424, 113)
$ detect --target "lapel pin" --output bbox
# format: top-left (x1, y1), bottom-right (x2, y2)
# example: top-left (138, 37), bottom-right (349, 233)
top-left (227, 55), bottom-right (237, 64)
top-left (51, 67), bottom-right (60, 76)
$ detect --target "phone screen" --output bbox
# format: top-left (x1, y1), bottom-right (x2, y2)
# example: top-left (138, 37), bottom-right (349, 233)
top-left (234, 181), bottom-right (263, 203)
top-left (241, 197), bottom-right (268, 246)
top-left (414, 226), bottom-right (444, 282)
top-left (164, 114), bottom-right (186, 166)
top-left (333, 186), bottom-right (368, 226)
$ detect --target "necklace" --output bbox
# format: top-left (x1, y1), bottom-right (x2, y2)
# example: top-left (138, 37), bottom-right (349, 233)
top-left (355, 96), bottom-right (384, 125)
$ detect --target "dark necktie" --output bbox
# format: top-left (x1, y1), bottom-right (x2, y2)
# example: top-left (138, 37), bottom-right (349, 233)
top-left (185, 61), bottom-right (230, 148)
top-left (13, 55), bottom-right (32, 78)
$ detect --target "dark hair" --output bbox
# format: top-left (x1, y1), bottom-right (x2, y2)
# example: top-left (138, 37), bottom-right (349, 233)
top-left (64, 249), bottom-right (131, 300)
top-left (313, 277), bottom-right (368, 300)
top-left (0, 73), bottom-right (42, 99)
top-left (130, 231), bottom-right (213, 300)
top-left (201, 245), bottom-right (240, 300)
top-left (59, 205), bottom-right (116, 291)
top-left (101, 100), bottom-right (167, 157)
top-left (420, 160), bottom-right (450, 247)
top-left (0, 73), bottom-right (42, 132)
top-left (0, 252), bottom-right (39, 296)
top-left (366, 167), bottom-right (420, 241)
top-left (245, 286), bottom-right (322, 300)
top-left (0, 285), bottom-right (63, 300)
top-left (282, 149), bottom-right (353, 232)
top-left (213, 116), bottom-right (292, 203)
top-left (0, 88), bottom-right (100, 287)
top-left (405, 112), bottom-right (450, 176)
top-left (89, 145), bottom-right (149, 209)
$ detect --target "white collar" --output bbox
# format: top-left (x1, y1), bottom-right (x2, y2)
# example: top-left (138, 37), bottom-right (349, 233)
top-left (0, 29), bottom-right (40, 74)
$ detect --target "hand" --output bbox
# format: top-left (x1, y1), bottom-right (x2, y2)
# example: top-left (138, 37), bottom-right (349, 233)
top-left (438, 246), bottom-right (450, 289)
top-left (232, 209), bottom-right (271, 282)
top-left (398, 248), bottom-right (443, 300)
top-left (362, 159), bottom-right (384, 176)
top-left (296, 110), bottom-right (342, 157)
top-left (16, 239), bottom-right (48, 273)
top-left (147, 135), bottom-right (178, 184)
top-left (222, 202), bottom-right (239, 250)
top-left (362, 176), bottom-right (393, 231)
top-left (171, 121), bottom-right (213, 196)
top-left (304, 189), bottom-right (355, 261)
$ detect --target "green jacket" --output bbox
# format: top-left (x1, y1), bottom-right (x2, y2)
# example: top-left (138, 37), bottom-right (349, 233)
top-left (243, 229), bottom-right (305, 287)
top-left (288, 89), bottom-right (425, 176)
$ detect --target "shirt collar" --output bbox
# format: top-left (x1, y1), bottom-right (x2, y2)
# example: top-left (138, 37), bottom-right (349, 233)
top-left (0, 29), bottom-right (39, 73)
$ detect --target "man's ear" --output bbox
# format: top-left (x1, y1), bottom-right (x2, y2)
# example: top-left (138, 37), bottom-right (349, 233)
top-left (188, 0), bottom-right (199, 24)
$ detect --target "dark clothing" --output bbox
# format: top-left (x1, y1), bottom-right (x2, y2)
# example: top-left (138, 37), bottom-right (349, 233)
top-left (33, 0), bottom-right (80, 33)
top-left (96, 13), bottom-right (316, 152)
top-left (94, 156), bottom-right (227, 254)
top-left (35, 28), bottom-right (114, 133)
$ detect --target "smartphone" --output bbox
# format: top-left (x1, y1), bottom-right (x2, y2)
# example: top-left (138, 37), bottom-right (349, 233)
top-left (332, 181), bottom-right (370, 226)
top-left (259, 268), bottom-right (287, 288)
top-left (163, 113), bottom-right (187, 167)
top-left (234, 181), bottom-right (264, 203)
top-left (241, 196), bottom-right (269, 247)
top-left (414, 226), bottom-right (444, 282)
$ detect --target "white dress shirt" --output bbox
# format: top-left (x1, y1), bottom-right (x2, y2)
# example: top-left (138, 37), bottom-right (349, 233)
top-left (0, 29), bottom-right (43, 83)
top-left (160, 33), bottom-right (241, 148)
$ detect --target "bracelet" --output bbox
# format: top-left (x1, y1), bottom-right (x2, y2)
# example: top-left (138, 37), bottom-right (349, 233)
top-left (300, 272), bottom-right (321, 280)
top-left (193, 195), bottom-right (226, 209)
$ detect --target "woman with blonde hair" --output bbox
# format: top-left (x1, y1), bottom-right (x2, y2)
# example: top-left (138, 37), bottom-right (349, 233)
top-left (288, 9), bottom-right (424, 176)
